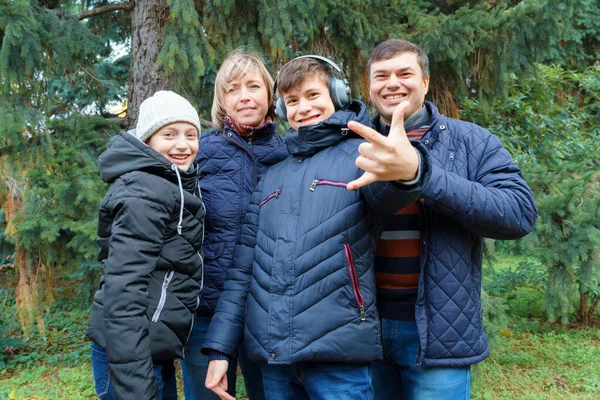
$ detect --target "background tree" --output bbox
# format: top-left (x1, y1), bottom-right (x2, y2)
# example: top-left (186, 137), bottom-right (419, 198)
top-left (463, 64), bottom-right (600, 325)
top-left (0, 0), bottom-right (598, 333)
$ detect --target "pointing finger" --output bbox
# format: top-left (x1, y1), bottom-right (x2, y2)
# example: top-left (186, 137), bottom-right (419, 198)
top-left (347, 121), bottom-right (388, 146)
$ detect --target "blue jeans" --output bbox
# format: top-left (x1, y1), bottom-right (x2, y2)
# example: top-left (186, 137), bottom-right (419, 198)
top-left (372, 319), bottom-right (471, 400)
top-left (90, 342), bottom-right (177, 400)
top-left (261, 362), bottom-right (373, 400)
top-left (180, 314), bottom-right (265, 399)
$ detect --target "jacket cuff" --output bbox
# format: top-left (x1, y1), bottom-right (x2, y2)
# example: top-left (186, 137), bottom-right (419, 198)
top-left (396, 150), bottom-right (422, 186)
top-left (208, 350), bottom-right (230, 361)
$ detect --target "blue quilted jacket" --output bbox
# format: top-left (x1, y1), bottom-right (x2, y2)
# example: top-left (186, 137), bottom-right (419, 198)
top-left (203, 101), bottom-right (431, 364)
top-left (196, 123), bottom-right (288, 315)
top-left (374, 101), bottom-right (537, 368)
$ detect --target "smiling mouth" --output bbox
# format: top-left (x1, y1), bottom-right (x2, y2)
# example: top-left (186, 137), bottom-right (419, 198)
top-left (298, 115), bottom-right (321, 124)
top-left (238, 107), bottom-right (256, 112)
top-left (383, 93), bottom-right (407, 101)
top-left (169, 154), bottom-right (190, 161)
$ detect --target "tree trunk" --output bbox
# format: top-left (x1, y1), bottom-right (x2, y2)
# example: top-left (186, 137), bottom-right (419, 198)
top-left (579, 291), bottom-right (590, 325)
top-left (127, 0), bottom-right (169, 129)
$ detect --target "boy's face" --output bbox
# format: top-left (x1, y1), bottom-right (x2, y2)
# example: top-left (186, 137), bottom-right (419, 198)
top-left (282, 75), bottom-right (335, 131)
top-left (146, 122), bottom-right (199, 172)
top-left (369, 52), bottom-right (429, 125)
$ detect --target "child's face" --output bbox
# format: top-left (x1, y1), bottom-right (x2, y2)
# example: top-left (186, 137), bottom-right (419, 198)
top-left (224, 69), bottom-right (269, 127)
top-left (282, 75), bottom-right (335, 131)
top-left (146, 122), bottom-right (199, 172)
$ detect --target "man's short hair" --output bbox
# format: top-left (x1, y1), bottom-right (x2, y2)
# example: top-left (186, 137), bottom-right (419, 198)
top-left (367, 39), bottom-right (430, 79)
top-left (211, 49), bottom-right (275, 129)
top-left (276, 57), bottom-right (334, 96)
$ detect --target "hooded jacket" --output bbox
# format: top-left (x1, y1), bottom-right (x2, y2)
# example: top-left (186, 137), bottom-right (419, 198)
top-left (86, 132), bottom-right (205, 399)
top-left (196, 123), bottom-right (288, 315)
top-left (203, 101), bottom-right (431, 364)
top-left (373, 101), bottom-right (537, 368)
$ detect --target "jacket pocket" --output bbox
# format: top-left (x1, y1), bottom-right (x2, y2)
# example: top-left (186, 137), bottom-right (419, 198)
top-left (151, 270), bottom-right (174, 323)
top-left (310, 179), bottom-right (348, 191)
top-left (259, 189), bottom-right (282, 207)
top-left (344, 243), bottom-right (366, 321)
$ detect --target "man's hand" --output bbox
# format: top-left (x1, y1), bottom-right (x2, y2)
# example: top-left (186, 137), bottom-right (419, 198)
top-left (205, 359), bottom-right (235, 400)
top-left (347, 101), bottom-right (420, 190)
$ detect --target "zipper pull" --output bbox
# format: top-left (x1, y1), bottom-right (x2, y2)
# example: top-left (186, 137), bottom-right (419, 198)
top-left (310, 180), bottom-right (318, 191)
top-left (275, 189), bottom-right (282, 197)
top-left (359, 306), bottom-right (366, 321)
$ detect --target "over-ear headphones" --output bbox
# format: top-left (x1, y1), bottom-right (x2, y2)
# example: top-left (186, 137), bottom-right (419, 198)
top-left (273, 55), bottom-right (350, 121)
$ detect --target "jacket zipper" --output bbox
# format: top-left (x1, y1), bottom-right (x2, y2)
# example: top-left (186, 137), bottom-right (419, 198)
top-left (445, 151), bottom-right (455, 170)
top-left (259, 189), bottom-right (282, 207)
top-left (344, 243), bottom-right (366, 321)
top-left (310, 179), bottom-right (348, 191)
top-left (182, 295), bottom-right (200, 359)
top-left (151, 270), bottom-right (174, 323)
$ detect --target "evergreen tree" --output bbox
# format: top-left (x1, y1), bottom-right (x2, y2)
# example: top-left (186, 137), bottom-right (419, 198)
top-left (463, 64), bottom-right (600, 325)
top-left (0, 0), bottom-right (599, 332)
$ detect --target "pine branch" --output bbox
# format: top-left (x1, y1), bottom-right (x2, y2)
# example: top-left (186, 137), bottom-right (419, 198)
top-left (76, 2), bottom-right (134, 20)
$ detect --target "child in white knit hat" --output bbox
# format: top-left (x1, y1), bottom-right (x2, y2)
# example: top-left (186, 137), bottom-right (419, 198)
top-left (86, 90), bottom-right (206, 400)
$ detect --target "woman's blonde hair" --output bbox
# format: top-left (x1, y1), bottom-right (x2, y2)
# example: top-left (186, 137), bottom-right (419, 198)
top-left (211, 49), bottom-right (275, 129)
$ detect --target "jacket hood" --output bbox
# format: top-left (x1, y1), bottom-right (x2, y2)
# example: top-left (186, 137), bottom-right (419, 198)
top-left (98, 131), bottom-right (197, 190)
top-left (284, 100), bottom-right (370, 156)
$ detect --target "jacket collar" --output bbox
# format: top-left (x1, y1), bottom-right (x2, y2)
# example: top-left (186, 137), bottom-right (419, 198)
top-left (372, 101), bottom-right (441, 136)
top-left (284, 100), bottom-right (370, 156)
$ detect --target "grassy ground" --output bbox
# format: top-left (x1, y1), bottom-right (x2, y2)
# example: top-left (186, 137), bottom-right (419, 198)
top-left (1, 320), bottom-right (598, 399)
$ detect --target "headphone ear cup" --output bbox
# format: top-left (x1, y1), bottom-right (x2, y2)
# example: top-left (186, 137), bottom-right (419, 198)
top-left (329, 77), bottom-right (350, 109)
top-left (275, 96), bottom-right (287, 121)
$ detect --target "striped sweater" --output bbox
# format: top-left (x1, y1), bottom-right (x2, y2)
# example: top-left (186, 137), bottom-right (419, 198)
top-left (373, 113), bottom-right (430, 320)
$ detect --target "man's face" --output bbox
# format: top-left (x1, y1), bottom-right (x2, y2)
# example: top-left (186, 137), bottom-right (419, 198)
top-left (369, 52), bottom-right (430, 125)
top-left (283, 75), bottom-right (336, 131)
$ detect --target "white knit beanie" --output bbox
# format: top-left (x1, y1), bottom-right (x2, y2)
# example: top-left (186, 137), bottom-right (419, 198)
top-left (135, 90), bottom-right (201, 143)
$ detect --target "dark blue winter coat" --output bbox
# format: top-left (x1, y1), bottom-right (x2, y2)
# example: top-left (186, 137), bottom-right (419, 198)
top-left (374, 101), bottom-right (537, 368)
top-left (203, 101), bottom-right (431, 364)
top-left (196, 123), bottom-right (288, 315)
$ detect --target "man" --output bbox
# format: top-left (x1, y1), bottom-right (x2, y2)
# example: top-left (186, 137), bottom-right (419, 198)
top-left (349, 39), bottom-right (538, 399)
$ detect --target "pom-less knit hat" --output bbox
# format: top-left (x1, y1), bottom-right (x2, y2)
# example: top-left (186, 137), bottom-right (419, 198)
top-left (135, 90), bottom-right (201, 143)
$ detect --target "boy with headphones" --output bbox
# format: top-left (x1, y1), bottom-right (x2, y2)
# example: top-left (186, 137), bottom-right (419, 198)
top-left (202, 56), bottom-right (430, 399)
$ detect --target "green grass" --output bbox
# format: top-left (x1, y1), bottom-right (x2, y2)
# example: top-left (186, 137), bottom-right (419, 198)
top-left (473, 324), bottom-right (600, 399)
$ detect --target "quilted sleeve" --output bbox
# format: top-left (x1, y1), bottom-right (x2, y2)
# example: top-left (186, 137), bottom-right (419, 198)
top-left (201, 179), bottom-right (262, 356)
top-left (422, 125), bottom-right (537, 239)
top-left (103, 191), bottom-right (171, 400)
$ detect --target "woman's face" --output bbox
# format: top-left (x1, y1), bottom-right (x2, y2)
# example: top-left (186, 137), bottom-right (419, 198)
top-left (224, 69), bottom-right (270, 127)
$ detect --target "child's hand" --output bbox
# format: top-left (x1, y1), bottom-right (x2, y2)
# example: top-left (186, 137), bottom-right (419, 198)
top-left (205, 359), bottom-right (235, 400)
top-left (347, 101), bottom-right (420, 190)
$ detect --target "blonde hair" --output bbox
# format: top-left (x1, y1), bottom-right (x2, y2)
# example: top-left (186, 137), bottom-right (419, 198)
top-left (211, 49), bottom-right (275, 129)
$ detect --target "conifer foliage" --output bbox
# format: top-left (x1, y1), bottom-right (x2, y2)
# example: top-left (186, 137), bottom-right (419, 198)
top-left (0, 0), bottom-right (598, 333)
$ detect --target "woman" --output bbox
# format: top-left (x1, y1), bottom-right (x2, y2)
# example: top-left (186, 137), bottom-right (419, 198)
top-left (180, 50), bottom-right (288, 400)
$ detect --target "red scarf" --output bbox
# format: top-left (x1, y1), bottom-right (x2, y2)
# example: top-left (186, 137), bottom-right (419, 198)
top-left (223, 115), bottom-right (274, 138)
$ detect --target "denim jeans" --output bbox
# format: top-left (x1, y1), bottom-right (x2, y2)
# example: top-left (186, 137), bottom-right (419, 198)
top-left (180, 314), bottom-right (265, 399)
top-left (90, 342), bottom-right (177, 400)
top-left (372, 319), bottom-right (471, 400)
top-left (261, 362), bottom-right (373, 400)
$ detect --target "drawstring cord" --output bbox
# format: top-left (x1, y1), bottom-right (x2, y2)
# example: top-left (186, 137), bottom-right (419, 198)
top-left (171, 164), bottom-right (185, 235)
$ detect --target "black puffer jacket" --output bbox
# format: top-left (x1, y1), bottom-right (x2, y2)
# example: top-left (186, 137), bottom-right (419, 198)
top-left (86, 131), bottom-right (205, 399)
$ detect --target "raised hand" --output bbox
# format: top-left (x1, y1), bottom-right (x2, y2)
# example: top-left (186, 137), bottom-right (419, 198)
top-left (347, 101), bottom-right (420, 190)
top-left (205, 359), bottom-right (235, 400)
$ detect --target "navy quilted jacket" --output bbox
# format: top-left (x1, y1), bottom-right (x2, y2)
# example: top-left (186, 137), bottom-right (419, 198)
top-left (196, 124), bottom-right (288, 315)
top-left (375, 101), bottom-right (537, 368)
top-left (203, 101), bottom-right (431, 364)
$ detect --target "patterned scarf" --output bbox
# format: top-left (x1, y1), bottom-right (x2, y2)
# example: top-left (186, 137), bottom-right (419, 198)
top-left (223, 115), bottom-right (274, 138)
